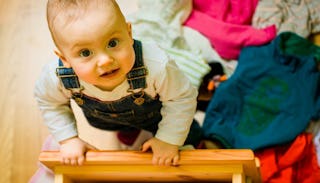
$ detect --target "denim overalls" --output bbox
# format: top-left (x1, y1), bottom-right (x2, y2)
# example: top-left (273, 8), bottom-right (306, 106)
top-left (56, 40), bottom-right (202, 146)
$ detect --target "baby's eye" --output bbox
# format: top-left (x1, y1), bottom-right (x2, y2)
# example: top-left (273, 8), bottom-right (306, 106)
top-left (107, 39), bottom-right (119, 48)
top-left (79, 49), bottom-right (92, 57)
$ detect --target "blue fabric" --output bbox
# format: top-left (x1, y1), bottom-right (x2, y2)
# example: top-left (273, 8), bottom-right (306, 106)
top-left (56, 60), bottom-right (80, 89)
top-left (203, 32), bottom-right (320, 150)
top-left (126, 40), bottom-right (148, 90)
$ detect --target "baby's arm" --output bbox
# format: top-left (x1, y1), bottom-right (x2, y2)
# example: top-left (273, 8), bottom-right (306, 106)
top-left (147, 58), bottom-right (198, 166)
top-left (59, 136), bottom-right (96, 165)
top-left (34, 61), bottom-right (93, 165)
top-left (141, 137), bottom-right (179, 166)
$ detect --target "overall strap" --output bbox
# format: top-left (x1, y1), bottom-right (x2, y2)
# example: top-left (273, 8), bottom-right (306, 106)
top-left (55, 39), bottom-right (147, 90)
top-left (56, 60), bottom-right (81, 89)
top-left (127, 40), bottom-right (148, 90)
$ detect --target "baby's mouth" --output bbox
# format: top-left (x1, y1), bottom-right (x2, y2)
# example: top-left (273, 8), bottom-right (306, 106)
top-left (100, 69), bottom-right (119, 77)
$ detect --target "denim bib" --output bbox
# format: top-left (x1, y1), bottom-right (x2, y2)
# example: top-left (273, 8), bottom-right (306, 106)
top-left (56, 40), bottom-right (202, 146)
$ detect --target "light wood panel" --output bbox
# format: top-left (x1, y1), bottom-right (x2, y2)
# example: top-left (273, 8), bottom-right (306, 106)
top-left (39, 150), bottom-right (261, 183)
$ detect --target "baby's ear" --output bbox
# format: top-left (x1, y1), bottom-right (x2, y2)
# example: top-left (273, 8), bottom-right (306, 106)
top-left (54, 50), bottom-right (71, 68)
top-left (127, 22), bottom-right (132, 38)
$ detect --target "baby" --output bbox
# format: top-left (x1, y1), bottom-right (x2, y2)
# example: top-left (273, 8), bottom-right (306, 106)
top-left (34, 0), bottom-right (202, 167)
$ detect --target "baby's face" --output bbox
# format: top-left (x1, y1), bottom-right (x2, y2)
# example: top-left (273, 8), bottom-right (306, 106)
top-left (53, 5), bottom-right (135, 91)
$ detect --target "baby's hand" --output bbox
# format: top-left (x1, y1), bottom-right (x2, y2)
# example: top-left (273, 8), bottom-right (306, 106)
top-left (59, 136), bottom-right (95, 166)
top-left (141, 137), bottom-right (179, 166)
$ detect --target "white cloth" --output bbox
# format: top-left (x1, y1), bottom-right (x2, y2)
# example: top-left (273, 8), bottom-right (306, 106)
top-left (127, 0), bottom-right (212, 88)
top-left (182, 27), bottom-right (238, 77)
top-left (34, 42), bottom-right (198, 146)
top-left (252, 0), bottom-right (320, 38)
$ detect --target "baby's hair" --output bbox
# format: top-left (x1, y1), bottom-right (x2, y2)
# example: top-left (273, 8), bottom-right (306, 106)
top-left (47, 0), bottom-right (122, 26)
top-left (46, 0), bottom-right (125, 45)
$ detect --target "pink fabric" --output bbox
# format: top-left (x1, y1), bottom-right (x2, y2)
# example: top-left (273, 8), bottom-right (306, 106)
top-left (28, 164), bottom-right (54, 183)
top-left (192, 0), bottom-right (258, 25)
top-left (184, 0), bottom-right (277, 60)
top-left (29, 135), bottom-right (58, 183)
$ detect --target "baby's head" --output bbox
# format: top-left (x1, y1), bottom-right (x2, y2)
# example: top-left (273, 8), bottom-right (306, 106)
top-left (47, 0), bottom-right (128, 49)
top-left (47, 0), bottom-right (135, 91)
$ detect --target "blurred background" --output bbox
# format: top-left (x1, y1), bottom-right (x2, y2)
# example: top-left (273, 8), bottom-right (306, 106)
top-left (0, 0), bottom-right (137, 182)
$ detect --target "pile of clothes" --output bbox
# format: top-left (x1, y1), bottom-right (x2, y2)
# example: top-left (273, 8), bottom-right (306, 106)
top-left (127, 0), bottom-right (320, 182)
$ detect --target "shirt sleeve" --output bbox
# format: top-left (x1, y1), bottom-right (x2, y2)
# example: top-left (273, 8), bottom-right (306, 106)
top-left (153, 59), bottom-right (198, 146)
top-left (34, 61), bottom-right (78, 142)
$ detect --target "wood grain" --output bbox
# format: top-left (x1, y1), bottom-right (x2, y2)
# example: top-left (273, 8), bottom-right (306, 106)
top-left (0, 0), bottom-right (52, 182)
top-left (39, 150), bottom-right (261, 183)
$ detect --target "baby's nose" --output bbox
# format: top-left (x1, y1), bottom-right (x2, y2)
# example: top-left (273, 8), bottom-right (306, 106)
top-left (97, 54), bottom-right (114, 67)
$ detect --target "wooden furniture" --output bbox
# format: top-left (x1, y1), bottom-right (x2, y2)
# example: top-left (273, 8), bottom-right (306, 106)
top-left (39, 149), bottom-right (261, 183)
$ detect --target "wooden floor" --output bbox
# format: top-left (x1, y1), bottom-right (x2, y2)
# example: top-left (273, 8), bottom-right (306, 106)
top-left (0, 1), bottom-right (137, 183)
top-left (0, 0), bottom-right (52, 182)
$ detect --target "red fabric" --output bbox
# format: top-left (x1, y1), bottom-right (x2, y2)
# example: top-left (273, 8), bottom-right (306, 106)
top-left (117, 129), bottom-right (141, 146)
top-left (255, 133), bottom-right (320, 183)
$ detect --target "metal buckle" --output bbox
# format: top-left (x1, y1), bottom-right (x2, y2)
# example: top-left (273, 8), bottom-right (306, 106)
top-left (126, 66), bottom-right (148, 80)
top-left (132, 90), bottom-right (145, 105)
top-left (72, 86), bottom-right (85, 105)
top-left (127, 88), bottom-right (145, 105)
top-left (55, 66), bottom-right (82, 89)
top-left (55, 66), bottom-right (77, 78)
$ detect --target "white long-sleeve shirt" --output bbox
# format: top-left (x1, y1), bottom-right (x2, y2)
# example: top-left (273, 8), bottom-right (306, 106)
top-left (34, 42), bottom-right (198, 146)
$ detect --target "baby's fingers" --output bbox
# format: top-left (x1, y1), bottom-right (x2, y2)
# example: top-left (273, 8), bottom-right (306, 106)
top-left (152, 156), bottom-right (159, 165)
top-left (172, 154), bottom-right (180, 166)
top-left (60, 155), bottom-right (84, 166)
top-left (69, 158), bottom-right (76, 165)
top-left (164, 158), bottom-right (172, 166)
top-left (61, 157), bottom-right (70, 165)
top-left (164, 155), bottom-right (179, 166)
top-left (77, 156), bottom-right (85, 165)
top-left (153, 156), bottom-right (179, 166)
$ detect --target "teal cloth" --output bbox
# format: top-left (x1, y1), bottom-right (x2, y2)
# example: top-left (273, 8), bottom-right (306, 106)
top-left (203, 32), bottom-right (320, 150)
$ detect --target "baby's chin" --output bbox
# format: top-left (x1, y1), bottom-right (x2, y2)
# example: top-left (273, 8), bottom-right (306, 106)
top-left (95, 76), bottom-right (127, 91)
